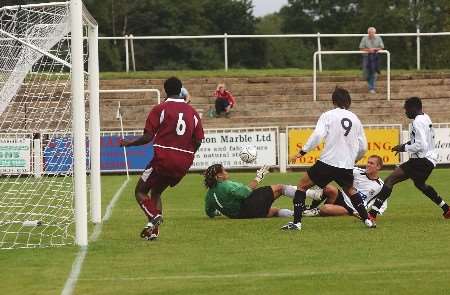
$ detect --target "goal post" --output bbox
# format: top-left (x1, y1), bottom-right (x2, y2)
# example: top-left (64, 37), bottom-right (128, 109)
top-left (0, 0), bottom-right (100, 249)
top-left (88, 24), bottom-right (101, 225)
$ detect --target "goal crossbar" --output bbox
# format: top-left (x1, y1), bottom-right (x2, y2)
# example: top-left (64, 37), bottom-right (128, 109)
top-left (0, 2), bottom-right (70, 11)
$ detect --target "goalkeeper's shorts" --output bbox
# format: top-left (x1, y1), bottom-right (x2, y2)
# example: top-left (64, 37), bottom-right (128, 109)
top-left (237, 186), bottom-right (274, 218)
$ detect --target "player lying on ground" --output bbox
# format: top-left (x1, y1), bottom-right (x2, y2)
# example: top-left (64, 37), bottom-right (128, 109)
top-left (303, 155), bottom-right (388, 218)
top-left (204, 164), bottom-right (318, 218)
top-left (120, 77), bottom-right (204, 241)
top-left (369, 96), bottom-right (450, 220)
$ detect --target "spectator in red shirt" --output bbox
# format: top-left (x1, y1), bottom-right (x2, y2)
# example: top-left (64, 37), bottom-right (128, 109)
top-left (120, 77), bottom-right (204, 241)
top-left (213, 83), bottom-right (236, 117)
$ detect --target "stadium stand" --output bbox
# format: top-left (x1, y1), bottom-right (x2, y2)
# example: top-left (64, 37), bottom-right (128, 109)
top-left (99, 73), bottom-right (450, 130)
top-left (10, 74), bottom-right (448, 132)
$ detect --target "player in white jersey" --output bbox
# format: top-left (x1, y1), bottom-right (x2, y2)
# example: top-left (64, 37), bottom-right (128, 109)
top-left (369, 97), bottom-right (450, 220)
top-left (303, 155), bottom-right (388, 217)
top-left (281, 87), bottom-right (375, 231)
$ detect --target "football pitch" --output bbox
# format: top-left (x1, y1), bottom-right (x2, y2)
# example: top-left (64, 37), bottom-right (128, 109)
top-left (1, 169), bottom-right (450, 295)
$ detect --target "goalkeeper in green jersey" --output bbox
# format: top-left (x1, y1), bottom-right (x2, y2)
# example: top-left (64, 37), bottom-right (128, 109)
top-left (204, 164), bottom-right (310, 219)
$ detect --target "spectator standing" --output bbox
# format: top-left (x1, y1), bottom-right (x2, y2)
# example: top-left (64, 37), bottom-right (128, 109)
top-left (213, 83), bottom-right (236, 117)
top-left (359, 27), bottom-right (384, 94)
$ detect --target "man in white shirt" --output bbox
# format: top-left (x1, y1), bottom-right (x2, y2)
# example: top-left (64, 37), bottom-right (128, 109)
top-left (303, 155), bottom-right (387, 218)
top-left (369, 97), bottom-right (450, 220)
top-left (281, 87), bottom-right (375, 231)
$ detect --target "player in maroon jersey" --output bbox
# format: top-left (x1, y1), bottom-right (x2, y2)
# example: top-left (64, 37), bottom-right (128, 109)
top-left (120, 77), bottom-right (204, 240)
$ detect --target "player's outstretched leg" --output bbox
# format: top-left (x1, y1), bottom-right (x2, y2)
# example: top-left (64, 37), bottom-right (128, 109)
top-left (414, 181), bottom-right (450, 218)
top-left (368, 184), bottom-right (392, 219)
top-left (369, 167), bottom-right (408, 219)
top-left (344, 187), bottom-right (375, 228)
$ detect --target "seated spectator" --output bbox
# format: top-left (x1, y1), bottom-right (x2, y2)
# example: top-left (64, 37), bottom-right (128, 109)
top-left (213, 83), bottom-right (235, 117)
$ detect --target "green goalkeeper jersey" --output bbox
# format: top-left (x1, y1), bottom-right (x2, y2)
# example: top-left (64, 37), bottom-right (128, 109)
top-left (205, 180), bottom-right (252, 218)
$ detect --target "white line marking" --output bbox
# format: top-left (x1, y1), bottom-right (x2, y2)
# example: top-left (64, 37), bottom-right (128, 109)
top-left (61, 178), bottom-right (130, 295)
top-left (77, 269), bottom-right (450, 282)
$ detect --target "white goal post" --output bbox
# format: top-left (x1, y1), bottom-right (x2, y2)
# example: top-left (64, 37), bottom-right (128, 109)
top-left (313, 50), bottom-right (391, 101)
top-left (0, 0), bottom-right (100, 249)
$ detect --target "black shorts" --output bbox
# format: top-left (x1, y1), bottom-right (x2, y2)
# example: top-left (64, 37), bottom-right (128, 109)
top-left (399, 158), bottom-right (434, 184)
top-left (334, 191), bottom-right (354, 215)
top-left (238, 186), bottom-right (274, 218)
top-left (307, 160), bottom-right (354, 189)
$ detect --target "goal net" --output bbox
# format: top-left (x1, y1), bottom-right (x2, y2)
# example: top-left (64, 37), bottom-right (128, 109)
top-left (0, 1), bottom-right (100, 249)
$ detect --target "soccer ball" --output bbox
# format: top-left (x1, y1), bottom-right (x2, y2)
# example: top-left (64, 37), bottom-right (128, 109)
top-left (239, 145), bottom-right (257, 163)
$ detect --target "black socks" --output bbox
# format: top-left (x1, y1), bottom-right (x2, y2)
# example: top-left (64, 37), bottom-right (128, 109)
top-left (349, 192), bottom-right (369, 220)
top-left (369, 184), bottom-right (392, 217)
top-left (421, 185), bottom-right (449, 213)
top-left (293, 190), bottom-right (306, 224)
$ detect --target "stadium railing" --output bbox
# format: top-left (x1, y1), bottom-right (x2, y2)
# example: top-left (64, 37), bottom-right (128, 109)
top-left (98, 30), bottom-right (450, 72)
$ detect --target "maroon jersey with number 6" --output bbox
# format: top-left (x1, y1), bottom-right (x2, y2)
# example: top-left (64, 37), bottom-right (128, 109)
top-left (144, 98), bottom-right (204, 179)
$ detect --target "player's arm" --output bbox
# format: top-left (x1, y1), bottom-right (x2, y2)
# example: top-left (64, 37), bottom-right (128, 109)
top-left (247, 165), bottom-right (270, 190)
top-left (120, 132), bottom-right (152, 147)
top-left (403, 120), bottom-right (427, 153)
top-left (192, 112), bottom-right (205, 152)
top-left (356, 124), bottom-right (368, 162)
top-left (392, 121), bottom-right (424, 154)
top-left (299, 113), bottom-right (328, 156)
top-left (205, 193), bottom-right (220, 218)
top-left (120, 107), bottom-right (160, 147)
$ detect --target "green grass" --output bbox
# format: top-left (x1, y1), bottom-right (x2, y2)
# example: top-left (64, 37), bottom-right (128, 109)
top-left (1, 170), bottom-right (450, 294)
top-left (99, 68), bottom-right (450, 80)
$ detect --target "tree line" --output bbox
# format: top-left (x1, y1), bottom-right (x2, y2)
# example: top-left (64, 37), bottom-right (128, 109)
top-left (4, 0), bottom-right (450, 71)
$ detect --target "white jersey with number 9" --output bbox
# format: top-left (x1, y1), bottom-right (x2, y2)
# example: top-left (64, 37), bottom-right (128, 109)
top-left (302, 108), bottom-right (367, 169)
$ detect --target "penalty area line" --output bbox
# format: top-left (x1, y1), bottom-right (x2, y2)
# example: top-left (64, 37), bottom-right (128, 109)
top-left (61, 178), bottom-right (130, 295)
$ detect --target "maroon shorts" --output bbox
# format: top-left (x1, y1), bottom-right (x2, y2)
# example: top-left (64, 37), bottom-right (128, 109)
top-left (151, 147), bottom-right (194, 179)
top-left (138, 150), bottom-right (193, 195)
top-left (139, 164), bottom-right (181, 195)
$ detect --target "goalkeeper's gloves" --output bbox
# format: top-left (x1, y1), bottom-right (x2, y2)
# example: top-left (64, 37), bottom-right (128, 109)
top-left (255, 165), bottom-right (270, 183)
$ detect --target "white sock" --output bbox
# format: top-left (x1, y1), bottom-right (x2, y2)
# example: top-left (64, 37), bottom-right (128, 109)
top-left (306, 187), bottom-right (323, 200)
top-left (277, 208), bottom-right (294, 217)
top-left (282, 185), bottom-right (297, 199)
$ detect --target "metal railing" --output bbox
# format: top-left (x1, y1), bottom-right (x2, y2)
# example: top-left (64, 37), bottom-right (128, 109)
top-left (99, 88), bottom-right (161, 104)
top-left (313, 50), bottom-right (391, 101)
top-left (98, 30), bottom-right (450, 72)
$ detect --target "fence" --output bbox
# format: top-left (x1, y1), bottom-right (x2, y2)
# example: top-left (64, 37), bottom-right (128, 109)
top-left (98, 30), bottom-right (450, 72)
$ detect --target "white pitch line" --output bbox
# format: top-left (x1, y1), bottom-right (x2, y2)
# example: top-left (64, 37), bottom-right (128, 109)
top-left (77, 268), bottom-right (450, 282)
top-left (61, 178), bottom-right (130, 295)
